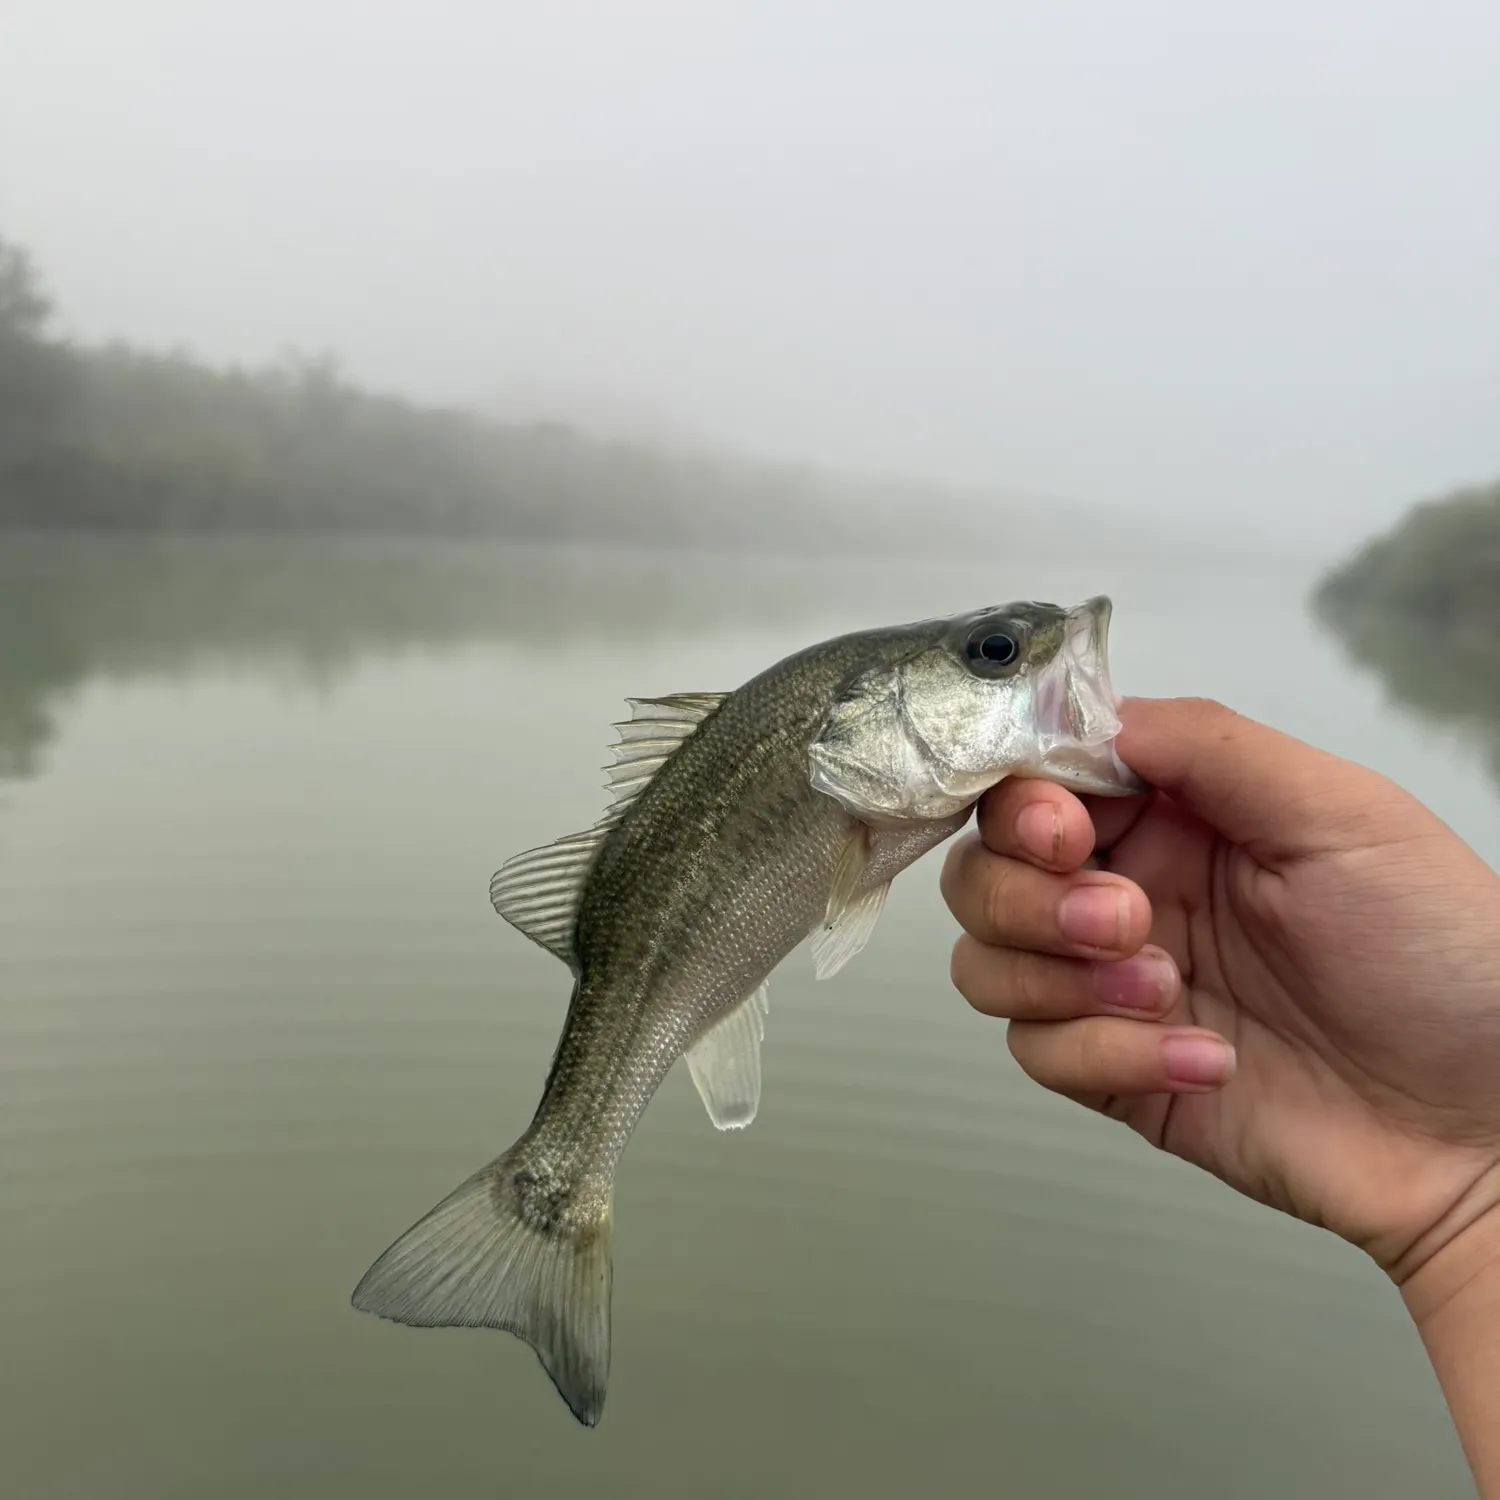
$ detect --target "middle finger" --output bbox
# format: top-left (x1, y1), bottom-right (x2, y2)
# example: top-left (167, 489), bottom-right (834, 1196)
top-left (940, 831), bottom-right (1153, 959)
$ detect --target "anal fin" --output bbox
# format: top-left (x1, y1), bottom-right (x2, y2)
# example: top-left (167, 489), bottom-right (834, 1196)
top-left (684, 982), bottom-right (769, 1130)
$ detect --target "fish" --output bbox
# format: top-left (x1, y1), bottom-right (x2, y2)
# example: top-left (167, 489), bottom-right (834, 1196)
top-left (350, 594), bottom-right (1144, 1426)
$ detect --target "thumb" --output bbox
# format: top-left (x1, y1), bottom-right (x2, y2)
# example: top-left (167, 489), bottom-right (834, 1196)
top-left (1113, 697), bottom-right (1399, 860)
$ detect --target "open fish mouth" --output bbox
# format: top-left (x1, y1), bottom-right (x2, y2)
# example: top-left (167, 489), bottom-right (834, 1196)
top-left (1032, 595), bottom-right (1147, 795)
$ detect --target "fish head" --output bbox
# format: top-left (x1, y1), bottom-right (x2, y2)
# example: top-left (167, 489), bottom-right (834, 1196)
top-left (809, 595), bottom-right (1146, 824)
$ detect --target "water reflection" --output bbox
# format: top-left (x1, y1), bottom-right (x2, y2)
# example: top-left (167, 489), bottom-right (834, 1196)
top-left (0, 531), bottom-right (1485, 1497)
top-left (0, 533), bottom-right (862, 780)
top-left (1315, 593), bottom-right (1500, 788)
top-left (11, 533), bottom-right (1500, 804)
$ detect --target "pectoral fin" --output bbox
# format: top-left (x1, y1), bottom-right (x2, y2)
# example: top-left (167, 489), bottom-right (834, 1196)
top-left (810, 824), bottom-right (892, 980)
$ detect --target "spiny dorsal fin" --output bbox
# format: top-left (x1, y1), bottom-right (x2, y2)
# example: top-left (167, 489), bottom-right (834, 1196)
top-left (490, 692), bottom-right (729, 963)
top-left (627, 692), bottom-right (728, 721)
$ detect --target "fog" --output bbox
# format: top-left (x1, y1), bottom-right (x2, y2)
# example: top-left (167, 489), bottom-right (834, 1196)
top-left (3, 0), bottom-right (1497, 551)
top-left (5, 10), bottom-right (1500, 1494)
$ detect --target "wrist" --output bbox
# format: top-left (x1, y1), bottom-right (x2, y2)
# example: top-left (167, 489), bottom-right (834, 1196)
top-left (1401, 1201), bottom-right (1500, 1332)
top-left (1400, 1202), bottom-right (1500, 1498)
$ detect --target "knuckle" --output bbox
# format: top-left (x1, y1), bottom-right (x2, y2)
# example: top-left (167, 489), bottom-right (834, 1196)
top-left (954, 941), bottom-right (1078, 1023)
top-left (1004, 1019), bottom-right (1036, 1069)
top-left (983, 862), bottom-right (1018, 937)
top-left (1171, 695), bottom-right (1251, 757)
top-left (1071, 1022), bottom-right (1113, 1082)
top-left (974, 790), bottom-right (1012, 848)
top-left (949, 937), bottom-right (984, 1007)
top-left (981, 774), bottom-right (1033, 815)
top-left (1183, 697), bottom-right (1245, 752)
top-left (948, 937), bottom-right (966, 992)
top-left (937, 834), bottom-right (976, 909)
top-left (1008, 951), bottom-right (1051, 1016)
top-left (1177, 694), bottom-right (1235, 726)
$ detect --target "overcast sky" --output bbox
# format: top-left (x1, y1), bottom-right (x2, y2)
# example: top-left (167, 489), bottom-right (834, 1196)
top-left (2, 0), bottom-right (1496, 548)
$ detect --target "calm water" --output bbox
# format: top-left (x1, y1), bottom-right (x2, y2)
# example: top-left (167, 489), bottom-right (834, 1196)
top-left (2, 534), bottom-right (1498, 1500)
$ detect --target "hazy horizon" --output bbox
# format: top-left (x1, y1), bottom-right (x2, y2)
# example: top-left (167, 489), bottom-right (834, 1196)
top-left (3, 0), bottom-right (1497, 550)
top-left (2, 11), bottom-right (1500, 1489)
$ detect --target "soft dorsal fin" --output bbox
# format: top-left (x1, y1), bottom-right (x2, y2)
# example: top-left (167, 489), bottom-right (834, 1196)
top-left (490, 692), bottom-right (728, 964)
top-left (683, 981), bottom-right (770, 1130)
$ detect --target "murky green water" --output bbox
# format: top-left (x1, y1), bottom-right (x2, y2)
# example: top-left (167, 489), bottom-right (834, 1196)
top-left (1, 534), bottom-right (1496, 1499)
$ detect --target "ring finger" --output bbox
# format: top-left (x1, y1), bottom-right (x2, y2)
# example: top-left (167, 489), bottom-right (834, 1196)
top-left (951, 937), bottom-right (1182, 1022)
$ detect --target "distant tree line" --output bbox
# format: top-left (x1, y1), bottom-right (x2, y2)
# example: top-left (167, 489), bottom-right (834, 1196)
top-left (0, 233), bottom-right (901, 547)
top-left (1314, 478), bottom-right (1500, 637)
top-left (1313, 479), bottom-right (1500, 785)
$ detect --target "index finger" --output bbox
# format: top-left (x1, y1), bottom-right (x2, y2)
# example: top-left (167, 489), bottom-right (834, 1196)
top-left (976, 778), bottom-right (1097, 872)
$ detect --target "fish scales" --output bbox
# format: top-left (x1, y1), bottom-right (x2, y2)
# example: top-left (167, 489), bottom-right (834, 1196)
top-left (352, 598), bottom-right (1144, 1426)
top-left (546, 629), bottom-right (905, 1177)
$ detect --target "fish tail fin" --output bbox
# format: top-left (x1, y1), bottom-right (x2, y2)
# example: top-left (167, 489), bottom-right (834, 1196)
top-left (351, 1147), bottom-right (614, 1427)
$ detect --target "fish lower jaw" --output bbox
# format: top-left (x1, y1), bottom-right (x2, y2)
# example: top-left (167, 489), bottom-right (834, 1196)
top-left (1019, 744), bottom-right (1147, 796)
top-left (843, 792), bottom-right (983, 827)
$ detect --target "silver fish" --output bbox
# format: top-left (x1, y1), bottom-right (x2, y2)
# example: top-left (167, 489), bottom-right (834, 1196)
top-left (351, 595), bottom-right (1143, 1425)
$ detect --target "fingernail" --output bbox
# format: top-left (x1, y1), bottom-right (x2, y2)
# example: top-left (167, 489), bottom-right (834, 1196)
top-left (1161, 1034), bottom-right (1236, 1088)
top-left (1092, 952), bottom-right (1175, 1013)
top-left (1057, 884), bottom-right (1127, 950)
top-left (1016, 802), bottom-right (1061, 863)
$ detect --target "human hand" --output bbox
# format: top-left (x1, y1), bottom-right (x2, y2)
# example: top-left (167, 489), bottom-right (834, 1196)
top-left (940, 697), bottom-right (1500, 1291)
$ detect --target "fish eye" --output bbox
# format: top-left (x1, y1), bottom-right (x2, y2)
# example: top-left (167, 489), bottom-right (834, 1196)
top-left (964, 624), bottom-right (1025, 675)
